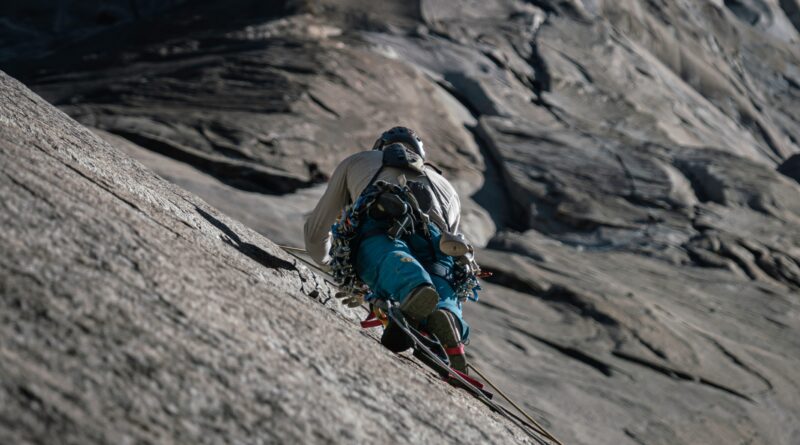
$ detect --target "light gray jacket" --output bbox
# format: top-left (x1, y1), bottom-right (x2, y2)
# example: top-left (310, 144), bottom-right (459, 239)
top-left (303, 150), bottom-right (461, 265)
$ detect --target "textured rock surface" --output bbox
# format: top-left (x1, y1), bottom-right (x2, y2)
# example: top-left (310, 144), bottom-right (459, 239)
top-left (2, 0), bottom-right (800, 444)
top-left (0, 73), bottom-right (534, 444)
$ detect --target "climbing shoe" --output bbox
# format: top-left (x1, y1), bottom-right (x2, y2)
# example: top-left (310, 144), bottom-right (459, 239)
top-left (399, 285), bottom-right (439, 326)
top-left (426, 309), bottom-right (468, 374)
top-left (380, 319), bottom-right (414, 353)
top-left (381, 285), bottom-right (438, 354)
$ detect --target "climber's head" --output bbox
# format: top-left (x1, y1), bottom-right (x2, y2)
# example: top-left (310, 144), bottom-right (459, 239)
top-left (371, 126), bottom-right (425, 159)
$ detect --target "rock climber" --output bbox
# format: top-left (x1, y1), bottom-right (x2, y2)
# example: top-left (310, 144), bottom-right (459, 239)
top-left (303, 127), bottom-right (478, 373)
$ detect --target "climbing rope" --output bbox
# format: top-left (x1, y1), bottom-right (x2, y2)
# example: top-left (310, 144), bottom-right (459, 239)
top-left (278, 245), bottom-right (337, 282)
top-left (468, 364), bottom-right (564, 445)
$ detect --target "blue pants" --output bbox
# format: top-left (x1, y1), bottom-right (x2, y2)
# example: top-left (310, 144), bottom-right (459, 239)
top-left (355, 217), bottom-right (470, 341)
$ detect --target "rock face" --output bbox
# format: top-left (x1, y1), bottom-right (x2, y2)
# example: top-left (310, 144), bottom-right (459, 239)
top-left (0, 73), bottom-right (532, 444)
top-left (2, 1), bottom-right (800, 444)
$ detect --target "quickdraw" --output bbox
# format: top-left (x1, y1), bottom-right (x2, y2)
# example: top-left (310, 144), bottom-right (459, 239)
top-left (452, 260), bottom-right (482, 302)
top-left (359, 306), bottom-right (389, 329)
top-left (328, 185), bottom-right (383, 296)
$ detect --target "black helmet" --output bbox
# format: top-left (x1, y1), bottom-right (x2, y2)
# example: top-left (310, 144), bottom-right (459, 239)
top-left (371, 126), bottom-right (425, 158)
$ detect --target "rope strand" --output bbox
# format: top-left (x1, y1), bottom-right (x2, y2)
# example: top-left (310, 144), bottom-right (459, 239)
top-left (468, 364), bottom-right (565, 445)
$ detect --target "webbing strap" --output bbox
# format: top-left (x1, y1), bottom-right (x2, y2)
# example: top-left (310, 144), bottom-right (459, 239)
top-left (449, 369), bottom-right (485, 390)
top-left (360, 309), bottom-right (387, 329)
top-left (427, 262), bottom-right (454, 282)
top-left (421, 169), bottom-right (450, 230)
top-left (360, 318), bottom-right (384, 329)
top-left (445, 344), bottom-right (465, 356)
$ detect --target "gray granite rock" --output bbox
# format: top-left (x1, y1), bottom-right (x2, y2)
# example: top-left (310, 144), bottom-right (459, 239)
top-left (2, 0), bottom-right (800, 444)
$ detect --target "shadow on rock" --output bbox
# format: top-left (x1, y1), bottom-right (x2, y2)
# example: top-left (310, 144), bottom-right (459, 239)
top-left (196, 206), bottom-right (295, 270)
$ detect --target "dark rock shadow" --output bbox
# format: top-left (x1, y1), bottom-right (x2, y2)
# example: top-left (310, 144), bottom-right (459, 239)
top-left (111, 130), bottom-right (311, 195)
top-left (778, 153), bottom-right (800, 184)
top-left (468, 123), bottom-right (528, 232)
top-left (195, 207), bottom-right (294, 271)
